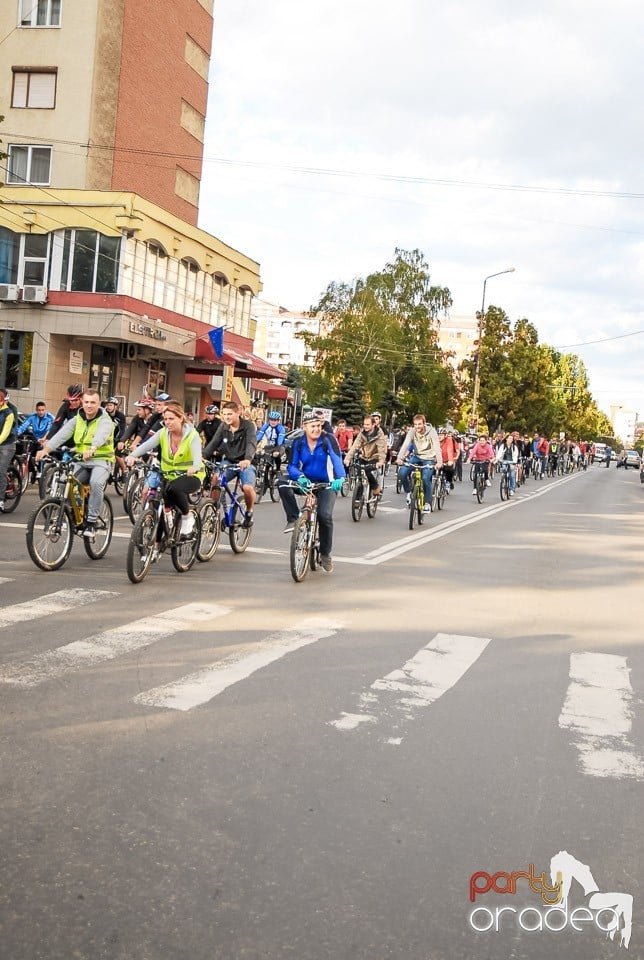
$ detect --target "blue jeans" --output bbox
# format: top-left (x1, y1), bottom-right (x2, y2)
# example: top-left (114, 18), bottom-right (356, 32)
top-left (502, 462), bottom-right (517, 492)
top-left (0, 441), bottom-right (16, 501)
top-left (399, 456), bottom-right (434, 501)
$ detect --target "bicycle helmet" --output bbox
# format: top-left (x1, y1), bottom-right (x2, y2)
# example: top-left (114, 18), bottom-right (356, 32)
top-left (267, 410), bottom-right (281, 421)
top-left (66, 383), bottom-right (83, 399)
top-left (371, 411), bottom-right (382, 418)
top-left (105, 396), bottom-right (119, 405)
top-left (205, 404), bottom-right (219, 414)
top-left (155, 392), bottom-right (171, 402)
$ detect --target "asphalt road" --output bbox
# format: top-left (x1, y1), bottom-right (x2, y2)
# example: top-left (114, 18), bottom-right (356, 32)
top-left (1, 463), bottom-right (642, 960)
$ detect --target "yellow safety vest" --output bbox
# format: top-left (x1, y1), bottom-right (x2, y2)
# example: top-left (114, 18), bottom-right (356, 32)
top-left (73, 413), bottom-right (115, 461)
top-left (158, 427), bottom-right (205, 480)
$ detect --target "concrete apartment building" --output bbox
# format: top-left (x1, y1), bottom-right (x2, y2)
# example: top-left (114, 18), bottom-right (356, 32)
top-left (0, 0), bottom-right (282, 415)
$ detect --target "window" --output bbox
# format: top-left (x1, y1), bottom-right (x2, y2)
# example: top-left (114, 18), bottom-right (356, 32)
top-left (20, 0), bottom-right (61, 27)
top-left (12, 69), bottom-right (57, 108)
top-left (0, 228), bottom-right (20, 284)
top-left (89, 345), bottom-right (116, 400)
top-left (6, 144), bottom-right (52, 185)
top-left (57, 229), bottom-right (120, 293)
top-left (22, 233), bottom-right (49, 285)
top-left (0, 331), bottom-right (33, 390)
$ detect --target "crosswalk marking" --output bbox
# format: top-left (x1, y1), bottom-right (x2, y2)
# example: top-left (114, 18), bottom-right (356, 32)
top-left (0, 602), bottom-right (229, 688)
top-left (0, 578), bottom-right (15, 585)
top-left (558, 652), bottom-right (644, 781)
top-left (330, 633), bottom-right (492, 741)
top-left (0, 588), bottom-right (117, 631)
top-left (133, 616), bottom-right (344, 712)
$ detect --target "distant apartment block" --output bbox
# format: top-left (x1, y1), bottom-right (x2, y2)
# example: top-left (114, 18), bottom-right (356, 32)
top-left (252, 300), bottom-right (320, 369)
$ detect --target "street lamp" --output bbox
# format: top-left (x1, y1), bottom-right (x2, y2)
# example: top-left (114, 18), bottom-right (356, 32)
top-left (471, 268), bottom-right (516, 423)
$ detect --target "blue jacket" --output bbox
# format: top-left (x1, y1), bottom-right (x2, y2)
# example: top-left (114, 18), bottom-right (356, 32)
top-left (17, 411), bottom-right (54, 440)
top-left (257, 422), bottom-right (286, 446)
top-left (288, 432), bottom-right (346, 483)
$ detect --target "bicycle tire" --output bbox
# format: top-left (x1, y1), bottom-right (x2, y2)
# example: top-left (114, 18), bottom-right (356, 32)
top-left (417, 489), bottom-right (425, 526)
top-left (476, 473), bottom-right (485, 503)
top-left (396, 469), bottom-right (403, 494)
top-left (290, 513), bottom-right (312, 582)
top-left (351, 480), bottom-right (365, 522)
top-left (269, 472), bottom-right (280, 502)
top-left (3, 466), bottom-right (23, 513)
top-left (83, 496), bottom-right (114, 560)
top-left (196, 501), bottom-right (221, 562)
top-left (126, 510), bottom-right (158, 583)
top-left (409, 490), bottom-right (417, 529)
top-left (310, 518), bottom-right (320, 570)
top-left (366, 490), bottom-right (379, 518)
top-left (122, 468), bottom-right (138, 514)
top-left (436, 478), bottom-right (446, 511)
top-left (127, 477), bottom-right (145, 525)
top-left (228, 504), bottom-right (252, 553)
top-left (171, 508), bottom-right (201, 572)
top-left (500, 472), bottom-right (509, 501)
top-left (112, 462), bottom-right (125, 497)
top-left (253, 469), bottom-right (264, 503)
top-left (26, 498), bottom-right (74, 571)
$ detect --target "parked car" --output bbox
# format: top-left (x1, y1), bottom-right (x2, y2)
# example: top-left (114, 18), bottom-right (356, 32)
top-left (624, 449), bottom-right (641, 469)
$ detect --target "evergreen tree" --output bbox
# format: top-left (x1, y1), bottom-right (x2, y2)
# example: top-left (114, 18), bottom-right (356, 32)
top-left (331, 371), bottom-right (366, 425)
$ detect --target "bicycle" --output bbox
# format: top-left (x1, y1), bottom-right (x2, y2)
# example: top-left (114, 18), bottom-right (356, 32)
top-left (253, 449), bottom-right (281, 503)
top-left (431, 466), bottom-right (447, 512)
top-left (498, 460), bottom-right (514, 501)
top-left (126, 471), bottom-right (201, 583)
top-left (25, 450), bottom-right (114, 570)
top-left (209, 461), bottom-right (254, 554)
top-left (471, 460), bottom-right (491, 503)
top-left (349, 457), bottom-right (381, 522)
top-left (12, 432), bottom-right (38, 494)
top-left (286, 480), bottom-right (330, 582)
top-left (399, 458), bottom-right (432, 529)
top-left (2, 461), bottom-right (23, 514)
top-left (341, 458), bottom-right (358, 498)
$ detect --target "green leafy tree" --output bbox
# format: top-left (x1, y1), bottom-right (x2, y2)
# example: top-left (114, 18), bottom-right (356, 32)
top-left (302, 248), bottom-right (457, 425)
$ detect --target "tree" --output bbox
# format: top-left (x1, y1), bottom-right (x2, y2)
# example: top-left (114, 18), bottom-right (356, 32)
top-left (331, 371), bottom-right (366, 425)
top-left (301, 248), bottom-right (458, 425)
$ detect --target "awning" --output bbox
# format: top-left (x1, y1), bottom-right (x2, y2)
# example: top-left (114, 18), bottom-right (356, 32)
top-left (195, 339), bottom-right (285, 380)
top-left (249, 380), bottom-right (289, 400)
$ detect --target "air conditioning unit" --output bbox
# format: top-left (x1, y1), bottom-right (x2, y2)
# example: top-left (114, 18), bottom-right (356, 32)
top-left (0, 284), bottom-right (20, 302)
top-left (120, 342), bottom-right (139, 361)
top-left (22, 284), bottom-right (48, 303)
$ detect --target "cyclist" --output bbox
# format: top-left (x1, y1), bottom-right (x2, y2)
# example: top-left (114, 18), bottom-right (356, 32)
top-left (533, 432), bottom-right (549, 478)
top-left (118, 399), bottom-right (155, 451)
top-left (333, 419), bottom-right (353, 454)
top-left (196, 404), bottom-right (221, 445)
top-left (256, 410), bottom-right (287, 472)
top-left (204, 400), bottom-right (258, 528)
top-left (16, 400), bottom-right (53, 481)
top-left (277, 410), bottom-right (345, 572)
top-left (47, 383), bottom-right (83, 439)
top-left (396, 414), bottom-right (442, 512)
top-left (0, 386), bottom-right (17, 514)
top-left (468, 434), bottom-right (495, 494)
top-left (345, 414), bottom-right (387, 497)
top-left (136, 392), bottom-right (171, 443)
top-left (371, 411), bottom-right (386, 439)
top-left (439, 427), bottom-right (460, 490)
top-left (495, 432), bottom-right (521, 497)
top-left (37, 389), bottom-right (115, 538)
top-left (104, 397), bottom-right (126, 442)
top-left (125, 401), bottom-right (205, 537)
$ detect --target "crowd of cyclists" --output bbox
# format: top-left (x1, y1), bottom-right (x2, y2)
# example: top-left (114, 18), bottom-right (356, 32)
top-left (0, 384), bottom-right (620, 577)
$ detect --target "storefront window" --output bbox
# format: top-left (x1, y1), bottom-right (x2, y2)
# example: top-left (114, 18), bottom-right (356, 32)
top-left (146, 358), bottom-right (168, 397)
top-left (89, 344), bottom-right (116, 399)
top-left (0, 331), bottom-right (33, 389)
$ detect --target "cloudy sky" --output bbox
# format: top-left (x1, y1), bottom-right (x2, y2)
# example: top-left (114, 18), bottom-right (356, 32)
top-left (198, 0), bottom-right (644, 420)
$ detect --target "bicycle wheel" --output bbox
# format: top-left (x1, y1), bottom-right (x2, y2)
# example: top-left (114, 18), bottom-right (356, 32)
top-left (196, 500), bottom-right (221, 562)
top-left (366, 489), bottom-right (379, 518)
top-left (228, 503), bottom-right (252, 553)
top-left (436, 478), bottom-right (446, 511)
top-left (84, 496), bottom-right (114, 560)
top-left (500, 472), bottom-right (509, 501)
top-left (351, 480), bottom-right (365, 522)
top-left (122, 468), bottom-right (137, 514)
top-left (269, 470), bottom-right (280, 502)
top-left (171, 508), bottom-right (201, 572)
top-left (289, 513), bottom-right (312, 582)
top-left (409, 489), bottom-right (418, 529)
top-left (37, 462), bottom-right (57, 499)
top-left (127, 477), bottom-right (145, 524)
top-left (3, 466), bottom-right (23, 513)
top-left (417, 488), bottom-right (425, 526)
top-left (476, 473), bottom-right (485, 503)
top-left (254, 467), bottom-right (265, 503)
top-left (396, 468), bottom-right (403, 494)
top-left (127, 509), bottom-right (158, 583)
top-left (309, 518), bottom-right (320, 571)
top-left (26, 499), bottom-right (74, 571)
top-left (111, 462), bottom-right (125, 497)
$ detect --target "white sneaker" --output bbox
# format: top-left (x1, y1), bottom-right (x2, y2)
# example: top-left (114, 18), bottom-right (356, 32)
top-left (471, 489), bottom-right (477, 495)
top-left (180, 513), bottom-right (195, 536)
top-left (509, 490), bottom-right (514, 497)
top-left (423, 504), bottom-right (431, 513)
top-left (486, 480), bottom-right (491, 487)
top-left (405, 493), bottom-right (411, 506)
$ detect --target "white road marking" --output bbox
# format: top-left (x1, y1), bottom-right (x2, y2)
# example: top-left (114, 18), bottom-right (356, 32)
top-left (0, 578), bottom-right (15, 585)
top-left (559, 652), bottom-right (644, 780)
top-left (0, 602), bottom-right (229, 688)
top-left (0, 588), bottom-right (117, 631)
top-left (133, 616), bottom-right (344, 712)
top-left (330, 633), bottom-right (492, 740)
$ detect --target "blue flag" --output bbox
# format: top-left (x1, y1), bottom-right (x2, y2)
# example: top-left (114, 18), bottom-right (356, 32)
top-left (208, 326), bottom-right (225, 359)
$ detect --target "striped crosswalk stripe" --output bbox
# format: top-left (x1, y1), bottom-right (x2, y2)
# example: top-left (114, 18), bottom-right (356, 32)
top-left (134, 616), bottom-right (344, 712)
top-left (0, 602), bottom-right (229, 688)
top-left (558, 652), bottom-right (644, 780)
top-left (330, 633), bottom-right (492, 743)
top-left (0, 588), bottom-right (117, 631)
